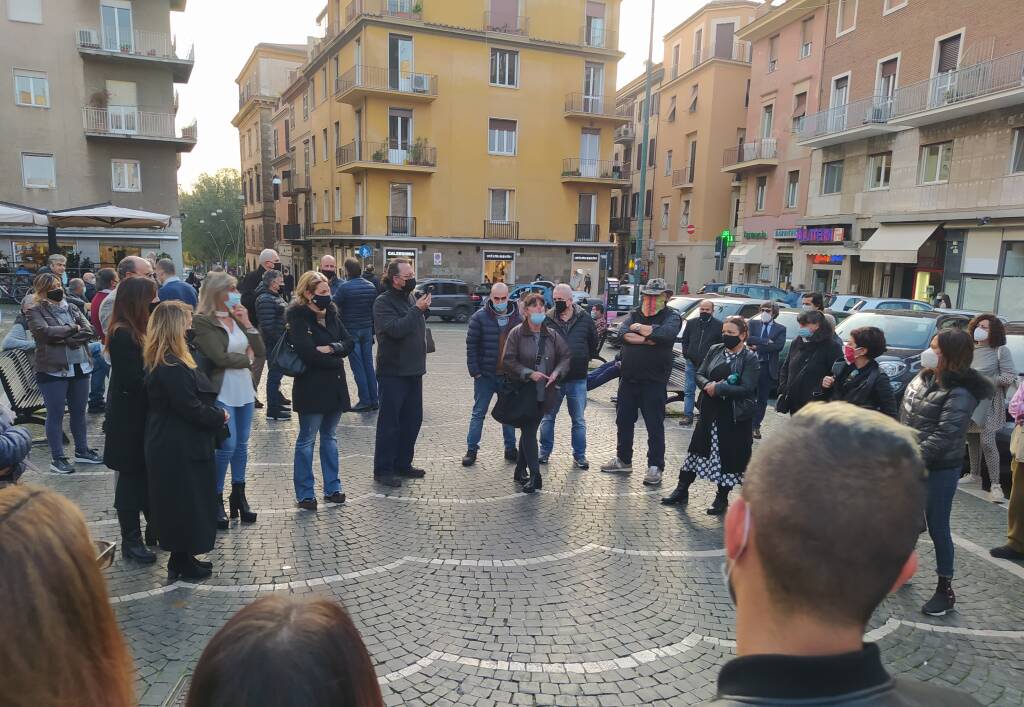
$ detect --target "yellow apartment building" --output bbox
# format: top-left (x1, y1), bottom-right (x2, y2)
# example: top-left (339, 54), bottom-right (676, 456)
top-left (262, 0), bottom-right (625, 289)
top-left (651, 0), bottom-right (757, 289)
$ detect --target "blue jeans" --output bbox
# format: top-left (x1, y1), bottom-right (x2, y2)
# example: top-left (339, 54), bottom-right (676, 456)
top-left (89, 341), bottom-right (108, 407)
top-left (214, 401), bottom-right (255, 494)
top-left (39, 376), bottom-right (90, 459)
top-left (683, 359), bottom-right (698, 417)
top-left (467, 373), bottom-right (516, 452)
top-left (587, 359), bottom-right (621, 391)
top-left (293, 409), bottom-right (343, 501)
top-left (927, 466), bottom-right (959, 578)
top-left (753, 363), bottom-right (774, 427)
top-left (348, 327), bottom-right (378, 407)
top-left (540, 378), bottom-right (587, 459)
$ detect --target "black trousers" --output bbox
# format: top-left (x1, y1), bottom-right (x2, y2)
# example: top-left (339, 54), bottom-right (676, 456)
top-left (615, 379), bottom-right (667, 470)
top-left (753, 363), bottom-right (775, 428)
top-left (114, 471), bottom-right (149, 537)
top-left (374, 375), bottom-right (424, 475)
top-left (516, 419), bottom-right (542, 478)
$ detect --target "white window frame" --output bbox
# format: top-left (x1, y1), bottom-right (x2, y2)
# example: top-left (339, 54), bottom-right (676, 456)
top-left (322, 128), bottom-right (328, 162)
top-left (919, 141), bottom-right (953, 185)
top-left (22, 152), bottom-right (55, 189)
top-left (931, 28), bottom-right (965, 78)
top-left (490, 48), bottom-right (519, 88)
top-left (489, 188), bottom-right (512, 223)
top-left (836, 0), bottom-right (858, 37)
top-left (7, 0), bottom-right (42, 23)
top-left (322, 190), bottom-right (329, 222)
top-left (111, 159), bottom-right (141, 192)
top-left (865, 152), bottom-right (892, 190)
top-left (768, 35), bottom-right (779, 73)
top-left (13, 70), bottom-right (49, 108)
top-left (665, 149), bottom-right (672, 176)
top-left (1010, 127), bottom-right (1024, 175)
top-left (760, 103), bottom-right (774, 139)
top-left (680, 199), bottom-right (691, 227)
top-left (334, 186), bottom-right (342, 220)
top-left (875, 52), bottom-right (901, 99)
top-left (785, 170), bottom-right (799, 209)
top-left (660, 200), bottom-right (670, 230)
top-left (883, 0), bottom-right (908, 15)
top-left (320, 67), bottom-right (328, 103)
top-left (754, 176), bottom-right (767, 211)
top-left (799, 17), bottom-right (813, 58)
top-left (488, 117), bottom-right (517, 156)
top-left (822, 160), bottom-right (843, 195)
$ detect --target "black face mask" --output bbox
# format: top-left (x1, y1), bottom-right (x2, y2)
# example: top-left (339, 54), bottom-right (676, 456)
top-left (312, 294), bottom-right (333, 310)
top-left (272, 262), bottom-right (282, 271)
top-left (46, 289), bottom-right (64, 302)
top-left (402, 278), bottom-right (417, 294)
top-left (320, 269), bottom-right (336, 280)
top-left (555, 300), bottom-right (568, 314)
top-left (698, 312), bottom-right (711, 322)
top-left (722, 334), bottom-right (742, 350)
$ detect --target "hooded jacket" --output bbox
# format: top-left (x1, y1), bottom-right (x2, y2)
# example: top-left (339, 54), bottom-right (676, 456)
top-left (900, 367), bottom-right (994, 471)
top-left (466, 300), bottom-right (523, 377)
top-left (544, 303), bottom-right (598, 381)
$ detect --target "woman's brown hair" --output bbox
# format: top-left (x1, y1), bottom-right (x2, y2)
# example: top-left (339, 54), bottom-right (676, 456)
top-left (521, 292), bottom-right (545, 310)
top-left (143, 300), bottom-right (196, 371)
top-left (187, 595), bottom-right (384, 707)
top-left (31, 272), bottom-right (62, 304)
top-left (934, 328), bottom-right (974, 383)
top-left (106, 276), bottom-right (158, 349)
top-left (723, 315), bottom-right (749, 336)
top-left (967, 313), bottom-right (1006, 348)
top-left (0, 485), bottom-right (135, 707)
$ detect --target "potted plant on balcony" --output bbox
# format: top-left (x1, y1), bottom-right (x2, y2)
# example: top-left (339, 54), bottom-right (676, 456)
top-left (408, 137), bottom-right (430, 166)
top-left (413, 1), bottom-right (423, 14)
top-left (371, 146), bottom-right (387, 162)
top-left (89, 89), bottom-right (110, 108)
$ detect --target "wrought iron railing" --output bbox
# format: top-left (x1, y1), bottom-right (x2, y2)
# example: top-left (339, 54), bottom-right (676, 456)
top-left (562, 158), bottom-right (629, 180)
top-left (335, 64), bottom-right (438, 97)
top-left (484, 221), bottom-right (519, 239)
top-left (387, 216), bottom-right (416, 237)
top-left (723, 138), bottom-right (778, 166)
top-left (564, 92), bottom-right (632, 118)
top-left (798, 95), bottom-right (893, 141)
top-left (575, 224), bottom-right (600, 242)
top-left (672, 168), bottom-right (693, 187)
top-left (484, 11), bottom-right (528, 35)
top-left (75, 28), bottom-right (193, 62)
top-left (336, 140), bottom-right (437, 168)
top-left (82, 107), bottom-right (195, 141)
top-left (581, 24), bottom-right (616, 49)
top-left (890, 50), bottom-right (1024, 118)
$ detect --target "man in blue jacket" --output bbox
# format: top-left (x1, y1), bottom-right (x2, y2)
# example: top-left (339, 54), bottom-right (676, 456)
top-left (747, 301), bottom-right (788, 439)
top-left (462, 282), bottom-right (521, 466)
top-left (334, 258), bottom-right (380, 411)
top-left (156, 258), bottom-right (198, 308)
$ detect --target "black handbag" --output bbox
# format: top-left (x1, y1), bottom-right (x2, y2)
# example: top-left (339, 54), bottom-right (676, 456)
top-left (270, 328), bottom-right (307, 377)
top-left (492, 335), bottom-right (546, 427)
top-left (730, 352), bottom-right (756, 423)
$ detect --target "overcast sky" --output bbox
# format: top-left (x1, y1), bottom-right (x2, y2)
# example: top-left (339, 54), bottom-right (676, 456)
top-left (172, 0), bottom-right (713, 190)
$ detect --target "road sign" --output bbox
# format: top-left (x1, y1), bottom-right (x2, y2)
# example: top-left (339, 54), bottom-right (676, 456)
top-left (686, 224), bottom-right (696, 235)
top-left (357, 245), bottom-right (372, 258)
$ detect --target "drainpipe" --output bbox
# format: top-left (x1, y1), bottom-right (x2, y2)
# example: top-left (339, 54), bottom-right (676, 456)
top-left (633, 0), bottom-right (656, 286)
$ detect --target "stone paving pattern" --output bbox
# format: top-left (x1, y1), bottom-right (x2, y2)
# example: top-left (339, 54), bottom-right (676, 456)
top-left (18, 322), bottom-right (1024, 706)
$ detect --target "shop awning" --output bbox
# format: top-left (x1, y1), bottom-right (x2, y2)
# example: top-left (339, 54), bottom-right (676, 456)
top-left (0, 201), bottom-right (47, 226)
top-left (859, 223), bottom-right (939, 263)
top-left (47, 203), bottom-right (171, 229)
top-left (728, 243), bottom-right (768, 265)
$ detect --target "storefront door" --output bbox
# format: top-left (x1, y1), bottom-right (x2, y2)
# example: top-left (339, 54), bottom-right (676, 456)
top-left (570, 252), bottom-right (600, 294)
top-left (482, 251), bottom-right (515, 284)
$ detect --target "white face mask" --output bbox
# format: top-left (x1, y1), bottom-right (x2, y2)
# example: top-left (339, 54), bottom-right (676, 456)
top-left (759, 311), bottom-right (772, 323)
top-left (974, 327), bottom-right (989, 343)
top-left (920, 347), bottom-right (940, 370)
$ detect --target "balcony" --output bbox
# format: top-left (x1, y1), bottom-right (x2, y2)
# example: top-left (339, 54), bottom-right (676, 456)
top-left (722, 139), bottom-right (779, 173)
top-left (484, 11), bottom-right (528, 35)
top-left (688, 40), bottom-right (751, 71)
top-left (581, 25), bottom-right (617, 49)
top-left (672, 168), bottom-right (694, 189)
top-left (890, 50), bottom-right (1024, 128)
top-left (337, 140), bottom-right (437, 174)
top-left (283, 224), bottom-right (308, 241)
top-left (282, 174), bottom-right (311, 196)
top-left (335, 65), bottom-right (438, 104)
top-left (575, 224), bottom-right (601, 242)
top-left (797, 95), bottom-right (904, 148)
top-left (613, 124), bottom-right (635, 144)
top-left (76, 28), bottom-right (194, 82)
top-left (561, 159), bottom-right (630, 185)
top-left (483, 221), bottom-right (520, 239)
top-left (347, 0), bottom-right (423, 23)
top-left (564, 93), bottom-right (631, 123)
top-left (610, 217), bottom-right (631, 234)
top-left (82, 107), bottom-right (196, 151)
top-left (387, 216), bottom-right (416, 237)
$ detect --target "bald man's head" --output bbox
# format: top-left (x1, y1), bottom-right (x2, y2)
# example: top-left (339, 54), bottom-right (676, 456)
top-left (553, 284), bottom-right (573, 299)
top-left (118, 256), bottom-right (153, 282)
top-left (319, 254), bottom-right (337, 279)
top-left (490, 282), bottom-right (509, 298)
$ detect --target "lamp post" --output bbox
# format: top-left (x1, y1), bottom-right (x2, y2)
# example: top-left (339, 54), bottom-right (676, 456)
top-left (199, 218), bottom-right (233, 266)
top-left (632, 0), bottom-right (656, 286)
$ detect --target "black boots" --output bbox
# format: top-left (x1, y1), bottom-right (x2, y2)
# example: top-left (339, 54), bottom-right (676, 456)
top-left (216, 495), bottom-right (228, 530)
top-left (229, 483), bottom-right (257, 523)
top-left (118, 510), bottom-right (156, 563)
top-left (922, 576), bottom-right (956, 616)
top-left (168, 552), bottom-right (212, 581)
top-left (522, 470), bottom-right (542, 493)
top-left (707, 485), bottom-right (731, 516)
top-left (462, 449), bottom-right (477, 467)
top-left (662, 470), bottom-right (696, 505)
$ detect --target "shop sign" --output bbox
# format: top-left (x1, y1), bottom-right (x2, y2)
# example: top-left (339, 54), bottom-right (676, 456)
top-left (384, 248), bottom-right (417, 260)
top-left (743, 231), bottom-right (768, 240)
top-left (774, 228), bottom-right (800, 240)
top-left (811, 254), bottom-right (845, 265)
top-left (796, 227), bottom-right (846, 243)
top-left (572, 253), bottom-right (599, 262)
top-left (484, 251), bottom-right (515, 261)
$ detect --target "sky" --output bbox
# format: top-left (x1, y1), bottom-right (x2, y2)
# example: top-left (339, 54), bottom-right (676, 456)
top-left (172, 0), bottom-right (714, 191)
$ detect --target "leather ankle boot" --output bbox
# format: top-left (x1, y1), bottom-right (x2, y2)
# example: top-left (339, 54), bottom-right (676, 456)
top-left (216, 495), bottom-right (229, 530)
top-left (122, 529), bottom-right (156, 563)
top-left (707, 485), bottom-right (730, 516)
top-left (229, 483), bottom-right (257, 523)
top-left (662, 470), bottom-right (696, 505)
top-left (522, 471), bottom-right (542, 493)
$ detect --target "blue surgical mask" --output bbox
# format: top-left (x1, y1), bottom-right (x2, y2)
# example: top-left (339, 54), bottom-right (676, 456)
top-left (529, 312), bottom-right (546, 326)
top-left (226, 291), bottom-right (242, 309)
top-left (492, 300), bottom-right (508, 313)
top-left (797, 327), bottom-right (811, 338)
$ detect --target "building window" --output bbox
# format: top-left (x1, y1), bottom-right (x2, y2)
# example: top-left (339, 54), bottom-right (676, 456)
top-left (822, 160), bottom-right (843, 194)
top-left (111, 159), bottom-right (141, 192)
top-left (490, 48), bottom-right (518, 88)
top-left (302, 92), bottom-right (308, 120)
top-left (320, 68), bottom-right (328, 102)
top-left (334, 186), bottom-right (341, 220)
top-left (878, 57), bottom-right (899, 100)
top-left (1011, 128), bottom-right (1024, 175)
top-left (272, 128), bottom-right (279, 158)
top-left (680, 199), bottom-right (691, 227)
top-left (488, 118), bottom-right (517, 155)
top-left (760, 104), bottom-right (774, 139)
top-left (792, 92), bottom-right (807, 133)
top-left (768, 35), bottom-right (779, 72)
top-left (866, 152), bottom-right (892, 190)
top-left (322, 128), bottom-right (328, 161)
top-left (687, 139), bottom-right (697, 177)
top-left (311, 193), bottom-right (317, 222)
top-left (644, 189), bottom-right (652, 218)
top-left (333, 55), bottom-right (340, 81)
top-left (936, 34), bottom-right (961, 75)
top-left (334, 121), bottom-right (340, 153)
top-left (836, 0), bottom-right (857, 35)
top-left (311, 135), bottom-right (316, 165)
top-left (255, 170), bottom-right (261, 202)
top-left (648, 138), bottom-right (656, 167)
top-left (661, 200), bottom-right (670, 230)
top-left (688, 84), bottom-right (698, 112)
top-left (883, 0), bottom-right (907, 14)
top-left (489, 188), bottom-right (511, 222)
top-left (14, 70), bottom-right (49, 107)
top-left (755, 176), bottom-right (767, 211)
top-left (322, 190), bottom-right (329, 222)
top-left (21, 152), bottom-right (55, 189)
top-left (7, 0), bottom-right (41, 22)
top-left (919, 141), bottom-right (952, 184)
top-left (667, 95), bottom-right (677, 122)
top-left (800, 18), bottom-right (813, 57)
top-left (785, 170), bottom-right (799, 208)
top-left (665, 149), bottom-right (672, 176)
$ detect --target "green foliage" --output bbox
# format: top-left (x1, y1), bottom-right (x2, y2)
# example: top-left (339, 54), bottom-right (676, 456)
top-left (179, 169), bottom-right (243, 266)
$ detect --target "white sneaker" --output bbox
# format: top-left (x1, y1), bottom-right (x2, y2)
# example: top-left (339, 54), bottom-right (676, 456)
top-left (600, 457), bottom-right (632, 473)
top-left (642, 466), bottom-right (663, 486)
top-left (957, 475), bottom-right (980, 485)
top-left (990, 489), bottom-right (1006, 503)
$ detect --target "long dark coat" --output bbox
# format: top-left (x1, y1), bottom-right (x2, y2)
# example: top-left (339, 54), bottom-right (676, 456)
top-left (286, 303), bottom-right (354, 415)
top-left (145, 358), bottom-right (225, 554)
top-left (103, 328), bottom-right (146, 474)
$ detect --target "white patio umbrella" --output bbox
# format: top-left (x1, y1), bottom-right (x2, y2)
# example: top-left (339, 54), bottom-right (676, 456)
top-left (47, 202), bottom-right (172, 229)
top-left (0, 201), bottom-right (48, 227)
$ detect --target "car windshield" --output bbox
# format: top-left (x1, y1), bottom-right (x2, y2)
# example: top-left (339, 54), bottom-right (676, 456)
top-left (835, 313), bottom-right (937, 351)
top-left (772, 311), bottom-right (802, 339)
top-left (668, 297), bottom-right (702, 313)
top-left (685, 302), bottom-right (744, 320)
top-left (1004, 333), bottom-right (1024, 374)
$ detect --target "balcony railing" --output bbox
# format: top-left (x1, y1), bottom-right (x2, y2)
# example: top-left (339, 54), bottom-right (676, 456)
top-left (890, 50), bottom-right (1024, 119)
top-left (799, 95), bottom-right (893, 141)
top-left (610, 217), bottom-right (631, 233)
top-left (690, 39), bottom-right (752, 69)
top-left (581, 25), bottom-right (617, 49)
top-left (347, 0), bottom-right (423, 23)
top-left (484, 11), bottom-right (528, 35)
top-left (575, 224), bottom-right (600, 242)
top-left (613, 124), bottom-right (635, 143)
top-left (387, 216), bottom-right (416, 237)
top-left (82, 106), bottom-right (196, 142)
top-left (564, 93), bottom-right (631, 119)
top-left (283, 173), bottom-right (311, 195)
top-left (335, 64), bottom-right (438, 98)
top-left (723, 138), bottom-right (778, 166)
top-left (75, 28), bottom-right (194, 63)
top-left (484, 221), bottom-right (519, 239)
top-left (562, 158), bottom-right (629, 181)
top-left (283, 224), bottom-right (306, 241)
top-left (336, 140), bottom-right (437, 169)
top-left (672, 168), bottom-right (693, 187)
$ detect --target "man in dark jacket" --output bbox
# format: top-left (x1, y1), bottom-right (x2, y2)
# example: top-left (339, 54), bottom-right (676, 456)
top-left (539, 284), bottom-right (598, 468)
top-left (746, 301), bottom-right (787, 438)
top-left (255, 269), bottom-right (289, 420)
top-left (363, 263), bottom-right (382, 291)
top-left (679, 299), bottom-right (722, 426)
top-left (707, 403), bottom-right (979, 707)
top-left (155, 258), bottom-right (198, 308)
top-left (320, 254), bottom-right (342, 297)
top-left (462, 282), bottom-right (522, 467)
top-left (372, 258), bottom-right (430, 487)
top-left (334, 258), bottom-right (380, 411)
top-left (238, 248), bottom-right (281, 409)
top-left (600, 279), bottom-right (681, 486)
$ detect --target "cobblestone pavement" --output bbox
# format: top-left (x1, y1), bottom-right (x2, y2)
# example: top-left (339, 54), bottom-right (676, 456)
top-left (18, 322), bottom-right (1024, 706)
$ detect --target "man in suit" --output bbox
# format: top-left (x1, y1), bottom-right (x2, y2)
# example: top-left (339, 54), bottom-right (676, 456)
top-left (747, 301), bottom-right (787, 439)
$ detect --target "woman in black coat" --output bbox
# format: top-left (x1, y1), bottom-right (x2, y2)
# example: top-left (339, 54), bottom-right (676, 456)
top-left (104, 277), bottom-right (160, 564)
top-left (287, 271), bottom-right (354, 511)
top-left (777, 309), bottom-right (842, 415)
top-left (144, 301), bottom-right (228, 581)
top-left (819, 325), bottom-right (898, 417)
top-left (666, 316), bottom-right (759, 515)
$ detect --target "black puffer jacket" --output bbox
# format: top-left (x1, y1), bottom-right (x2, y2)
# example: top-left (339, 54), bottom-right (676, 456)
top-left (544, 304), bottom-right (598, 381)
top-left (254, 284), bottom-right (286, 344)
top-left (900, 367), bottom-right (994, 471)
top-left (466, 302), bottom-right (522, 377)
top-left (820, 359), bottom-right (898, 418)
top-left (778, 332), bottom-right (842, 414)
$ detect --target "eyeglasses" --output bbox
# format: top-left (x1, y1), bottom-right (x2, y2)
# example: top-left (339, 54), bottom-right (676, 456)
top-left (95, 540), bottom-right (116, 569)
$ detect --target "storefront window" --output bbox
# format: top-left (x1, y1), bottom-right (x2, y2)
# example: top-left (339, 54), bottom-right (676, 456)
top-left (961, 277), bottom-right (997, 313)
top-left (482, 251), bottom-right (514, 284)
top-left (99, 243), bottom-right (143, 268)
top-left (997, 242), bottom-right (1024, 321)
top-left (12, 241), bottom-right (75, 270)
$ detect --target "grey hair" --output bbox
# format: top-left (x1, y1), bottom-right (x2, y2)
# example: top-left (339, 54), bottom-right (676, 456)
top-left (262, 269), bottom-right (283, 287)
top-left (48, 254), bottom-right (67, 265)
top-left (258, 248), bottom-right (278, 266)
top-left (156, 258), bottom-right (176, 275)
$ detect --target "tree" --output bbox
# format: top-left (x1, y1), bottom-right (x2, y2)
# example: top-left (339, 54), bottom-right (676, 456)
top-left (179, 169), bottom-right (243, 267)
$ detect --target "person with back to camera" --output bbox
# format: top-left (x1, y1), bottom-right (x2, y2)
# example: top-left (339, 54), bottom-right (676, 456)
top-left (704, 403), bottom-right (979, 706)
top-left (255, 268), bottom-right (290, 421)
top-left (900, 328), bottom-right (992, 616)
top-left (964, 313), bottom-right (1015, 502)
top-left (776, 309), bottom-right (842, 416)
top-left (334, 257), bottom-right (380, 412)
top-left (819, 325), bottom-right (897, 418)
top-left (745, 301), bottom-right (786, 439)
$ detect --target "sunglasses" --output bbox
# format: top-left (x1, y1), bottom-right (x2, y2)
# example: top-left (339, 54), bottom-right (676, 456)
top-left (95, 540), bottom-right (116, 569)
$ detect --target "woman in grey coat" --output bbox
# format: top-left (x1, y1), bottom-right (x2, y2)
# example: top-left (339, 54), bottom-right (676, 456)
top-left (965, 314), bottom-right (1015, 502)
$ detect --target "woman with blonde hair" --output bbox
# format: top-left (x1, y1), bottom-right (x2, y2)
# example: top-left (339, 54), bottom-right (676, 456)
top-left (24, 272), bottom-right (102, 474)
top-left (192, 271), bottom-right (265, 529)
top-left (145, 301), bottom-right (228, 580)
top-left (287, 271), bottom-right (354, 510)
top-left (0, 485), bottom-right (135, 707)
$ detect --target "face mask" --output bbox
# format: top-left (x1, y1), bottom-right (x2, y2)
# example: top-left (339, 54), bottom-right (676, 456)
top-left (402, 278), bottom-right (416, 294)
top-left (312, 294), bottom-right (333, 310)
top-left (720, 502), bottom-right (751, 608)
top-left (492, 300), bottom-right (508, 313)
top-left (797, 327), bottom-right (812, 339)
top-left (698, 311), bottom-right (712, 322)
top-left (272, 262), bottom-right (283, 271)
top-left (46, 289), bottom-right (64, 302)
top-left (226, 291), bottom-right (242, 309)
top-left (320, 269), bottom-right (336, 280)
top-left (843, 343), bottom-right (858, 364)
top-left (920, 347), bottom-right (940, 369)
top-left (801, 304), bottom-right (814, 311)
top-left (529, 312), bottom-right (546, 326)
top-left (722, 334), bottom-right (742, 350)
top-left (555, 300), bottom-right (568, 314)
top-left (642, 296), bottom-right (662, 317)
top-left (974, 327), bottom-right (989, 343)
top-left (759, 311), bottom-right (772, 323)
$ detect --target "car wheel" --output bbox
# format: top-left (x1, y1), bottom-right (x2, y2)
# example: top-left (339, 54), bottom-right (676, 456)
top-left (453, 307), bottom-right (471, 323)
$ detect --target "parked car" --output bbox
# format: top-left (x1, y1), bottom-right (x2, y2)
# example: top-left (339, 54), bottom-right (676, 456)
top-left (508, 283), bottom-right (554, 308)
top-left (834, 310), bottom-right (972, 398)
top-left (697, 282), bottom-right (728, 294)
top-left (673, 297), bottom-right (764, 353)
top-left (606, 294), bottom-right (712, 348)
top-left (414, 278), bottom-right (474, 323)
top-left (720, 283), bottom-right (789, 302)
top-left (848, 297), bottom-right (934, 312)
top-left (827, 294), bottom-right (864, 312)
top-left (472, 283), bottom-right (493, 309)
top-left (747, 307), bottom-right (803, 363)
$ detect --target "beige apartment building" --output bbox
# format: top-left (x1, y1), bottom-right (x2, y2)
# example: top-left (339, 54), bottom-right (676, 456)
top-left (797, 0), bottom-right (1024, 313)
top-left (1, 0), bottom-right (193, 268)
top-left (651, 0), bottom-right (758, 291)
top-left (232, 43), bottom-right (306, 269)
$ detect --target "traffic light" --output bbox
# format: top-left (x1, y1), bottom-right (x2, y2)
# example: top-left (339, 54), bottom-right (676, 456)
top-left (714, 230), bottom-right (733, 272)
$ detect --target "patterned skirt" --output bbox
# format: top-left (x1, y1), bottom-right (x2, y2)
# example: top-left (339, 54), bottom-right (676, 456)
top-left (681, 421), bottom-right (743, 488)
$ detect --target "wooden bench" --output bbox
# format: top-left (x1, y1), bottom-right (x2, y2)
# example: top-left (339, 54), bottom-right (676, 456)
top-left (0, 348), bottom-right (50, 446)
